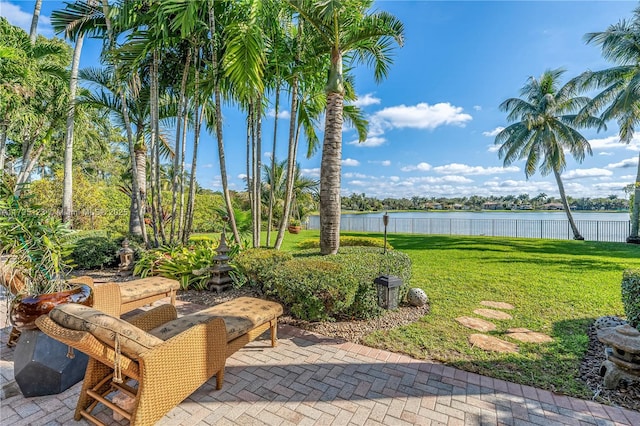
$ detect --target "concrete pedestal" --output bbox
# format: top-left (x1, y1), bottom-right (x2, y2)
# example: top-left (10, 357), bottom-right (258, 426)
top-left (14, 329), bottom-right (88, 397)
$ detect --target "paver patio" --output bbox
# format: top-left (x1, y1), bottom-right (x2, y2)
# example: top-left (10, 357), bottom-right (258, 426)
top-left (1, 299), bottom-right (638, 426)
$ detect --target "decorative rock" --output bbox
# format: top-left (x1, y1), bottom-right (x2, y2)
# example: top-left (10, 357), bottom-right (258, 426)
top-left (456, 316), bottom-right (496, 332)
top-left (594, 316), bottom-right (627, 330)
top-left (505, 328), bottom-right (553, 343)
top-left (473, 308), bottom-right (513, 320)
top-left (469, 334), bottom-right (518, 353)
top-left (407, 288), bottom-right (428, 307)
top-left (480, 301), bottom-right (515, 310)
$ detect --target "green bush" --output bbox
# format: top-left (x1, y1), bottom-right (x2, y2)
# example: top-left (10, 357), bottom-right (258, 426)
top-left (622, 269), bottom-right (640, 329)
top-left (231, 248), bottom-right (292, 290)
top-left (269, 258), bottom-right (358, 321)
top-left (70, 234), bottom-right (119, 269)
top-left (327, 247), bottom-right (412, 319)
top-left (298, 236), bottom-right (393, 250)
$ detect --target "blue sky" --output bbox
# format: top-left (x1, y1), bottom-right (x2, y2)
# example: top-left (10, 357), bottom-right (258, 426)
top-left (2, 1), bottom-right (639, 200)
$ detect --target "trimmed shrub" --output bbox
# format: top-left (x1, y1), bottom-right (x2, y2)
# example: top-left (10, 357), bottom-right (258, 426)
top-left (622, 269), bottom-right (640, 329)
top-left (231, 248), bottom-right (292, 290)
top-left (298, 236), bottom-right (393, 250)
top-left (269, 258), bottom-right (358, 321)
top-left (327, 247), bottom-right (412, 319)
top-left (70, 233), bottom-right (119, 269)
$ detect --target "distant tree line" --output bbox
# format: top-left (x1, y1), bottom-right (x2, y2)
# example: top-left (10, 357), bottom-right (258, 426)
top-left (341, 192), bottom-right (629, 212)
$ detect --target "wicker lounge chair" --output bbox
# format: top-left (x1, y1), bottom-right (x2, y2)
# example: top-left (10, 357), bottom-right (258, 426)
top-left (36, 303), bottom-right (226, 426)
top-left (35, 296), bottom-right (283, 426)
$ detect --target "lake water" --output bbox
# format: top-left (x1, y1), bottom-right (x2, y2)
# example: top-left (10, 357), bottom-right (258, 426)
top-left (307, 211), bottom-right (632, 242)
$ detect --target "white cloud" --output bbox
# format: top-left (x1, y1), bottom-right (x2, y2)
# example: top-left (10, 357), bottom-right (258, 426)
top-left (389, 176), bottom-right (400, 182)
top-left (237, 173), bottom-right (247, 180)
top-left (599, 152), bottom-right (613, 156)
top-left (371, 102), bottom-right (472, 131)
top-left (482, 127), bottom-right (504, 137)
top-left (344, 172), bottom-right (369, 179)
top-left (588, 135), bottom-right (619, 150)
top-left (473, 105), bottom-right (482, 111)
top-left (266, 108), bottom-right (290, 119)
top-left (433, 163), bottom-right (519, 176)
top-left (342, 158), bottom-right (360, 166)
top-left (368, 160), bottom-right (391, 166)
top-left (401, 162), bottom-right (432, 172)
top-left (302, 168), bottom-right (320, 178)
top-left (202, 163), bottom-right (214, 169)
top-left (349, 136), bottom-right (386, 147)
top-left (606, 157), bottom-right (638, 169)
top-left (487, 144), bottom-right (500, 153)
top-left (264, 152), bottom-right (273, 159)
top-left (0, 2), bottom-right (52, 36)
top-left (562, 168), bottom-right (613, 180)
top-left (352, 93), bottom-right (381, 108)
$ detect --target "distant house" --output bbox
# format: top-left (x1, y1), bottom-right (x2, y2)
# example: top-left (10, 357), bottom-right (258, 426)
top-left (542, 203), bottom-right (564, 210)
top-left (518, 204), bottom-right (533, 210)
top-left (427, 203), bottom-right (443, 210)
top-left (482, 202), bottom-right (501, 210)
top-left (452, 203), bottom-right (464, 210)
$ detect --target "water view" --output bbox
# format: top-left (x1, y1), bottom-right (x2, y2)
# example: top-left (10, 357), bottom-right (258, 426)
top-left (308, 211), bottom-right (632, 242)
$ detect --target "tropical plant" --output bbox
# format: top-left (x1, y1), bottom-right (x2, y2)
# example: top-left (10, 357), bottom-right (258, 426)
top-left (495, 69), bottom-right (605, 240)
top-left (0, 179), bottom-right (74, 296)
top-left (288, 0), bottom-right (404, 254)
top-left (568, 7), bottom-right (640, 243)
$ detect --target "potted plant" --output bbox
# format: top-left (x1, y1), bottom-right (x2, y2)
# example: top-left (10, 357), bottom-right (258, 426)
top-left (288, 218), bottom-right (302, 234)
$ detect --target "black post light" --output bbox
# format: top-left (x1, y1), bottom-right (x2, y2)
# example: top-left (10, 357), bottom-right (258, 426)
top-left (375, 211), bottom-right (402, 310)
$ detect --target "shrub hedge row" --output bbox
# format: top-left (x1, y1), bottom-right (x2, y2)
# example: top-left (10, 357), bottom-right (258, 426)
top-left (232, 246), bottom-right (412, 321)
top-left (298, 236), bottom-right (393, 250)
top-left (622, 269), bottom-right (640, 329)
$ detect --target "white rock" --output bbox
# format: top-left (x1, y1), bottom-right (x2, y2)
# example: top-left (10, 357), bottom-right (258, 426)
top-left (407, 288), bottom-right (428, 307)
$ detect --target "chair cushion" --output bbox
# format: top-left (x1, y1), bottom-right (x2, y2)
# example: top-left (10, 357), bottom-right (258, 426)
top-left (118, 277), bottom-right (180, 303)
top-left (49, 303), bottom-right (163, 358)
top-left (149, 297), bottom-right (283, 342)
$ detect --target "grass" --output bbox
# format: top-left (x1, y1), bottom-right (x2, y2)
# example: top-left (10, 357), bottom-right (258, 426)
top-left (268, 230), bottom-right (640, 398)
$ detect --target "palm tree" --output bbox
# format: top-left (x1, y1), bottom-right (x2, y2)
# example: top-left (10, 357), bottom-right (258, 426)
top-left (288, 0), bottom-right (404, 254)
top-left (568, 7), bottom-right (640, 243)
top-left (495, 69), bottom-right (604, 240)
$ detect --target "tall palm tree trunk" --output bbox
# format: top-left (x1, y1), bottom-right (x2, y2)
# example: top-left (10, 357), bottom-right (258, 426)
top-left (266, 86), bottom-right (280, 246)
top-left (628, 151), bottom-right (640, 243)
top-left (62, 34), bottom-right (84, 225)
top-left (29, 0), bottom-right (42, 45)
top-left (319, 91), bottom-right (344, 254)
top-left (553, 167), bottom-right (583, 240)
top-left (319, 48), bottom-right (345, 255)
top-left (101, 0), bottom-right (147, 246)
top-left (170, 49), bottom-right (191, 242)
top-left (254, 96), bottom-right (262, 248)
top-left (209, 3), bottom-right (241, 245)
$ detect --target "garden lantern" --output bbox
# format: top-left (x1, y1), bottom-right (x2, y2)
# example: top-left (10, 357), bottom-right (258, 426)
top-left (374, 274), bottom-right (402, 310)
top-left (118, 239), bottom-right (134, 274)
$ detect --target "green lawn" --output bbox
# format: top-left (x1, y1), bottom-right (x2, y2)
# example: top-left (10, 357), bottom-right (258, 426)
top-left (274, 230), bottom-right (640, 397)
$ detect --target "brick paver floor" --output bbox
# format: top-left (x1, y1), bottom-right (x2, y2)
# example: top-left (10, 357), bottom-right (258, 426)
top-left (1, 300), bottom-right (639, 425)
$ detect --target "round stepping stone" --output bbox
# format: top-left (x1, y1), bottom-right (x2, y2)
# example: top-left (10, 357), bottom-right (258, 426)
top-left (469, 334), bottom-right (518, 353)
top-left (455, 316), bottom-right (496, 332)
top-left (505, 328), bottom-right (553, 343)
top-left (473, 308), bottom-right (513, 320)
top-left (480, 301), bottom-right (515, 310)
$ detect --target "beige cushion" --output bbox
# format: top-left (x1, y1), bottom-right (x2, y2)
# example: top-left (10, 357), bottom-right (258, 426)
top-left (149, 297), bottom-right (283, 342)
top-left (49, 303), bottom-right (163, 358)
top-left (118, 277), bottom-right (179, 303)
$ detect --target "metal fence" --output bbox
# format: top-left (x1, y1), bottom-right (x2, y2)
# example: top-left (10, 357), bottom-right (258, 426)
top-left (307, 216), bottom-right (632, 242)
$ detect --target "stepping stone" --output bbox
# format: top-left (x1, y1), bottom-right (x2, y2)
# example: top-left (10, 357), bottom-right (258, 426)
top-left (473, 308), bottom-right (513, 320)
top-left (469, 334), bottom-right (518, 353)
top-left (456, 316), bottom-right (496, 332)
top-left (480, 301), bottom-right (515, 310)
top-left (506, 328), bottom-right (553, 343)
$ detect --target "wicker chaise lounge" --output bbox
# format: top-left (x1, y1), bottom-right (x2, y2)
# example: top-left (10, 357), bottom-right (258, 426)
top-left (36, 296), bottom-right (283, 426)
